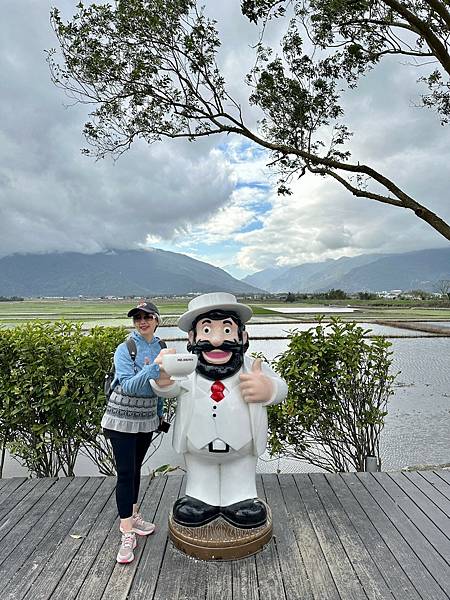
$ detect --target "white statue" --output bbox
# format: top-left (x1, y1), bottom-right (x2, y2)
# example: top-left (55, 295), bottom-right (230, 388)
top-left (154, 292), bottom-right (287, 529)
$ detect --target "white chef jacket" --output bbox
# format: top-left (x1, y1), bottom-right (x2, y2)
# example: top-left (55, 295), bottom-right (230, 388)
top-left (153, 355), bottom-right (287, 457)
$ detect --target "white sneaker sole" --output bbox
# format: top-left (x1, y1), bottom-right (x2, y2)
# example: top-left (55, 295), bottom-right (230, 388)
top-left (133, 524), bottom-right (156, 536)
top-left (120, 524), bottom-right (156, 536)
top-left (117, 536), bottom-right (137, 563)
top-left (117, 551), bottom-right (135, 564)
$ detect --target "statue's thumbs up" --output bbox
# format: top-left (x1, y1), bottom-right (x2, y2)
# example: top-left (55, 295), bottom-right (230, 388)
top-left (240, 357), bottom-right (273, 403)
top-left (252, 357), bottom-right (262, 373)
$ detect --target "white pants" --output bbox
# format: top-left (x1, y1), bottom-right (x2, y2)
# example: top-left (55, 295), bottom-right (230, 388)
top-left (184, 440), bottom-right (258, 506)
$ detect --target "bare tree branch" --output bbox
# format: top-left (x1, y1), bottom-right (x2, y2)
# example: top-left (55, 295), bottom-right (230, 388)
top-left (382, 0), bottom-right (450, 74)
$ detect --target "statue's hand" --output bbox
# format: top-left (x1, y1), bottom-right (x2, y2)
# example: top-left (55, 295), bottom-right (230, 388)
top-left (239, 358), bottom-right (274, 404)
top-left (151, 348), bottom-right (176, 387)
top-left (154, 347), bottom-right (176, 365)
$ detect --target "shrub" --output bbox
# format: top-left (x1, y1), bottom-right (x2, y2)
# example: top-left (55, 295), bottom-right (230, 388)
top-left (0, 328), bottom-right (16, 477)
top-left (0, 321), bottom-right (127, 477)
top-left (268, 318), bottom-right (397, 472)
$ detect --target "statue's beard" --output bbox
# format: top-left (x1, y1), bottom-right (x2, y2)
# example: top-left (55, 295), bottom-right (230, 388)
top-left (187, 339), bottom-right (245, 380)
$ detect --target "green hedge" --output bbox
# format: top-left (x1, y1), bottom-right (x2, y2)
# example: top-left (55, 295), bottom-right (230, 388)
top-left (0, 321), bottom-right (127, 477)
top-left (268, 319), bottom-right (397, 472)
top-left (1, 318), bottom-right (397, 478)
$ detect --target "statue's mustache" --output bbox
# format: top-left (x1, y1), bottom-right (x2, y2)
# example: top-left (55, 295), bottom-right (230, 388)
top-left (187, 339), bottom-right (243, 354)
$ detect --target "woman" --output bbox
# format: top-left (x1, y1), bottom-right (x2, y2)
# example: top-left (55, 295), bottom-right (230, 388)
top-left (101, 300), bottom-right (172, 564)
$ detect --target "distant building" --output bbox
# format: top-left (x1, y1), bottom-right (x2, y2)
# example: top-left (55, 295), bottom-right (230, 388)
top-left (377, 289), bottom-right (403, 299)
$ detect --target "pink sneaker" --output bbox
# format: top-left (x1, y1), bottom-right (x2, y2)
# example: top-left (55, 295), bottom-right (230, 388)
top-left (120, 512), bottom-right (156, 536)
top-left (117, 532), bottom-right (137, 564)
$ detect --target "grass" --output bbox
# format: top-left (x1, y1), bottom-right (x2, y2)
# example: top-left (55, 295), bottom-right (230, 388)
top-left (0, 298), bottom-right (449, 327)
top-left (0, 299), bottom-right (187, 318)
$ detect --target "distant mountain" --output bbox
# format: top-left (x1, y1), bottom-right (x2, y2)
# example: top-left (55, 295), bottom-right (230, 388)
top-left (268, 254), bottom-right (385, 292)
top-left (243, 247), bottom-right (450, 293)
top-left (220, 263), bottom-right (253, 280)
top-left (0, 249), bottom-right (263, 297)
top-left (241, 265), bottom-right (291, 290)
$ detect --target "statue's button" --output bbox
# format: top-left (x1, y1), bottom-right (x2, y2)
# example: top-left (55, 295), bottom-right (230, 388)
top-left (212, 413), bottom-right (217, 417)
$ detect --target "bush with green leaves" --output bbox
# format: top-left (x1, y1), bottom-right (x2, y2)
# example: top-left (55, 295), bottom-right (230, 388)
top-left (0, 328), bottom-right (16, 477)
top-left (268, 319), bottom-right (397, 472)
top-left (0, 321), bottom-right (127, 477)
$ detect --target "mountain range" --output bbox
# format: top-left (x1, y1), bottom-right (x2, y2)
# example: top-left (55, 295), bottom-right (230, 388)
top-left (0, 249), bottom-right (262, 297)
top-left (243, 247), bottom-right (450, 293)
top-left (0, 246), bottom-right (448, 297)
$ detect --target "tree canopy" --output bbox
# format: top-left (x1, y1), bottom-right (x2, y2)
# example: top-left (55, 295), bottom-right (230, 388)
top-left (48, 0), bottom-right (450, 240)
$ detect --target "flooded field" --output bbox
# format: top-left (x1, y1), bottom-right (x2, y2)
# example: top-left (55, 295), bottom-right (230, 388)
top-left (264, 306), bottom-right (357, 314)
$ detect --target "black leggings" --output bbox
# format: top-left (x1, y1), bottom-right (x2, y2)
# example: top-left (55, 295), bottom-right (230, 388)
top-left (104, 429), bottom-right (153, 519)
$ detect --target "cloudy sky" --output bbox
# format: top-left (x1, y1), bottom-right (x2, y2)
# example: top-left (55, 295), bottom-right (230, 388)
top-left (1, 1), bottom-right (449, 278)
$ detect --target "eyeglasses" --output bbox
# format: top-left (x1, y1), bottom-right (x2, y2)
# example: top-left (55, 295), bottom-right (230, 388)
top-left (133, 313), bottom-right (157, 322)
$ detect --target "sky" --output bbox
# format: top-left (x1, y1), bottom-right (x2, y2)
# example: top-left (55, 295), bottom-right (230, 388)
top-left (0, 1), bottom-right (449, 279)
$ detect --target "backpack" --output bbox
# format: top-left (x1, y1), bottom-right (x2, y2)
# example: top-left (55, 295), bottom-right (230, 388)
top-left (104, 337), bottom-right (167, 400)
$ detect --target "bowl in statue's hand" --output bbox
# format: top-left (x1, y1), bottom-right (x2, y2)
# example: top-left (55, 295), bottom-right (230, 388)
top-left (162, 353), bottom-right (198, 380)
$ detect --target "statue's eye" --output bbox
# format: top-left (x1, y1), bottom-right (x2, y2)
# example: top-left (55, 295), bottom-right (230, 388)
top-left (202, 326), bottom-right (211, 334)
top-left (224, 326), bottom-right (231, 335)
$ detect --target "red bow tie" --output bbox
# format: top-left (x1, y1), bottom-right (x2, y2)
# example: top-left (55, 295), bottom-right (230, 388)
top-left (210, 380), bottom-right (225, 402)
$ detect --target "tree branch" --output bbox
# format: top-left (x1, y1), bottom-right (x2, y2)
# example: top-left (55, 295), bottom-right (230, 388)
top-left (340, 17), bottom-right (422, 37)
top-left (425, 0), bottom-right (450, 31)
top-left (382, 0), bottom-right (450, 76)
top-left (308, 166), bottom-right (404, 207)
top-left (49, 1), bottom-right (450, 242)
top-left (238, 128), bottom-right (450, 239)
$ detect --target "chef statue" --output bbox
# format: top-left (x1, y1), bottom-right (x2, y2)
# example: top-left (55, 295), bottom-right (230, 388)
top-left (153, 292), bottom-right (287, 560)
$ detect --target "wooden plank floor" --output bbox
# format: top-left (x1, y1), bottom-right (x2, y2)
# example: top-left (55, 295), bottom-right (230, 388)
top-left (0, 471), bottom-right (449, 600)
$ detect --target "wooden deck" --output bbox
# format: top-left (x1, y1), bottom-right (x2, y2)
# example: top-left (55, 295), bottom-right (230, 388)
top-left (0, 471), bottom-right (449, 599)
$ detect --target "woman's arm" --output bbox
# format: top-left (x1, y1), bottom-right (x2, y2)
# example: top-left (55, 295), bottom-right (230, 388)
top-left (114, 343), bottom-right (160, 396)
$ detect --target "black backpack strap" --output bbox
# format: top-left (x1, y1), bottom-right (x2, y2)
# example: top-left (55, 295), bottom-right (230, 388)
top-left (159, 340), bottom-right (167, 350)
top-left (125, 337), bottom-right (138, 373)
top-left (125, 337), bottom-right (137, 360)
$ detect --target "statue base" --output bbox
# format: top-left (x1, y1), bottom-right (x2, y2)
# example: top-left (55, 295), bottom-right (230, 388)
top-left (168, 501), bottom-right (272, 561)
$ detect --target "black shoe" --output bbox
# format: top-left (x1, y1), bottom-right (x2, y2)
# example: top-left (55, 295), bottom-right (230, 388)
top-left (221, 498), bottom-right (267, 529)
top-left (172, 495), bottom-right (221, 527)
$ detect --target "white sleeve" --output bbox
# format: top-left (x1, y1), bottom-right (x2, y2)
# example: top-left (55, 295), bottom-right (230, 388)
top-left (150, 379), bottom-right (181, 397)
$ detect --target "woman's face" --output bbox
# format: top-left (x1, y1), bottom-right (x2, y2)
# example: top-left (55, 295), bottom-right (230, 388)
top-left (132, 311), bottom-right (158, 338)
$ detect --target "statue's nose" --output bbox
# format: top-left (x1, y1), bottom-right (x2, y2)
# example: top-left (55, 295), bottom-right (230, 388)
top-left (210, 331), bottom-right (223, 345)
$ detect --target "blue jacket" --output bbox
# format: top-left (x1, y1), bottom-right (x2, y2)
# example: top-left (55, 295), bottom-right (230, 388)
top-left (114, 330), bottom-right (162, 399)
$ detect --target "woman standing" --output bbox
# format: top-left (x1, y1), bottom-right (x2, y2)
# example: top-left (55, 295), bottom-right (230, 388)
top-left (101, 300), bottom-right (172, 564)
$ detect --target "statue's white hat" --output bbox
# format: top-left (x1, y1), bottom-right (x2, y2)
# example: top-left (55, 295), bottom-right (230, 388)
top-left (178, 292), bottom-right (253, 332)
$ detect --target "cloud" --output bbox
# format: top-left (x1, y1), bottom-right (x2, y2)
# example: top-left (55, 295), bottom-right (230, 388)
top-left (234, 161), bottom-right (449, 271)
top-left (230, 55), bottom-right (450, 272)
top-left (148, 140), bottom-right (275, 265)
top-left (0, 1), bottom-right (236, 257)
top-left (0, 117), bottom-right (235, 255)
top-left (0, 1), bottom-right (448, 275)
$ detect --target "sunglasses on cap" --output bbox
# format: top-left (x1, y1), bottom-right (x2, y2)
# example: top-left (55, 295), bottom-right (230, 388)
top-left (133, 313), bottom-right (158, 322)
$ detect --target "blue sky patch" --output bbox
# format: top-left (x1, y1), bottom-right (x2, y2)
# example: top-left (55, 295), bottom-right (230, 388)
top-left (239, 220), bottom-right (263, 233)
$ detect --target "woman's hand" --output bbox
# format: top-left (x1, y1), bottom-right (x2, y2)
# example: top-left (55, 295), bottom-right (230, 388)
top-left (152, 348), bottom-right (176, 387)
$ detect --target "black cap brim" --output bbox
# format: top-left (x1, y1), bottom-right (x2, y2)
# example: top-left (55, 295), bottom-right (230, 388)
top-left (127, 307), bottom-right (159, 318)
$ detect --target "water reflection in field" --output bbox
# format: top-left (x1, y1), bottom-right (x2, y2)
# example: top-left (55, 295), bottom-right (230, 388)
top-left (3, 326), bottom-right (449, 477)
top-left (420, 321), bottom-right (450, 329)
top-left (251, 335), bottom-right (450, 473)
top-left (160, 321), bottom-right (432, 341)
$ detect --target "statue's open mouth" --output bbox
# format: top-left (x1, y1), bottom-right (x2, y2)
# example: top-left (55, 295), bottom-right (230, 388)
top-left (203, 350), bottom-right (232, 364)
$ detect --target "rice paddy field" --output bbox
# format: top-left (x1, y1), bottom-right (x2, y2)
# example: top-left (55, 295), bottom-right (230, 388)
top-left (0, 298), bottom-right (450, 329)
